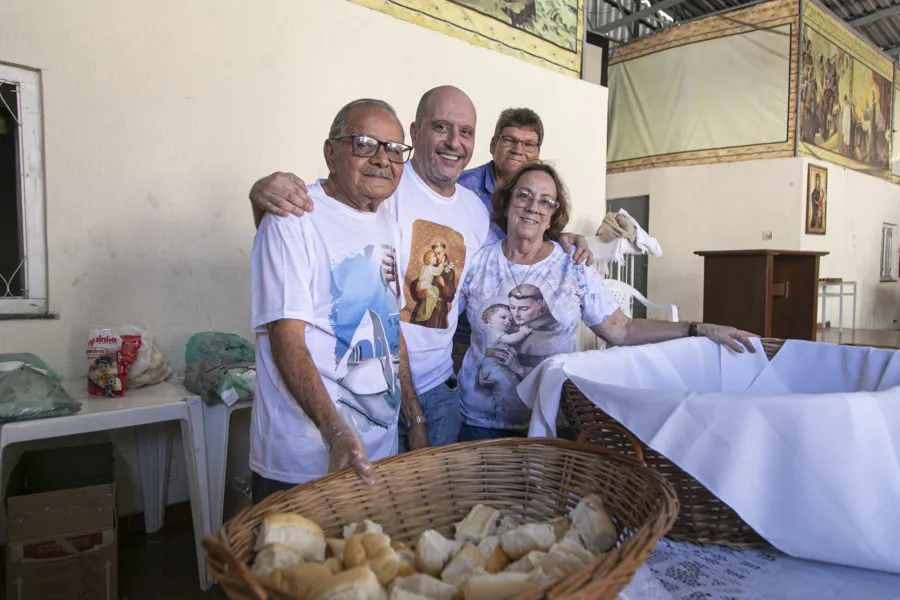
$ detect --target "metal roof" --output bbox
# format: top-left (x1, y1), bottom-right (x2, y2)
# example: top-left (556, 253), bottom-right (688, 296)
top-left (586, 0), bottom-right (900, 57)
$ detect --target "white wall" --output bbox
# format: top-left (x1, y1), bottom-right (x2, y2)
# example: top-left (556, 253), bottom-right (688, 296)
top-left (0, 0), bottom-right (607, 514)
top-left (798, 159), bottom-right (900, 330)
top-left (606, 159), bottom-right (804, 321)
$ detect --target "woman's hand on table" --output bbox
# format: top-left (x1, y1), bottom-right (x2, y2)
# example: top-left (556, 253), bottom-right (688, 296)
top-left (698, 323), bottom-right (758, 354)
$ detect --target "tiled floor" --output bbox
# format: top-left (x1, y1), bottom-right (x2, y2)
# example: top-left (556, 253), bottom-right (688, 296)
top-left (119, 521), bottom-right (226, 600)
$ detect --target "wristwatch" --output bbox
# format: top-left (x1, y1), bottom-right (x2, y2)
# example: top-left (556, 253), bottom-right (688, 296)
top-left (687, 322), bottom-right (700, 337)
top-left (407, 415), bottom-right (427, 427)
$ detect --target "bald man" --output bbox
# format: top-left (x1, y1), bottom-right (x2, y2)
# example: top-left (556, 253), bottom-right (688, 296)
top-left (249, 86), bottom-right (592, 450)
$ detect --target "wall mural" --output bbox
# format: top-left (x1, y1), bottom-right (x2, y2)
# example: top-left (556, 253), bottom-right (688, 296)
top-left (450, 0), bottom-right (579, 51)
top-left (799, 2), bottom-right (893, 176)
top-left (344, 0), bottom-right (583, 76)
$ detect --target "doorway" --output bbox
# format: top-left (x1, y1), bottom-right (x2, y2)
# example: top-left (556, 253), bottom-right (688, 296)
top-left (606, 196), bottom-right (649, 319)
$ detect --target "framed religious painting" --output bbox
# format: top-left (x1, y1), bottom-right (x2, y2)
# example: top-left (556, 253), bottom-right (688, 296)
top-left (806, 164), bottom-right (827, 235)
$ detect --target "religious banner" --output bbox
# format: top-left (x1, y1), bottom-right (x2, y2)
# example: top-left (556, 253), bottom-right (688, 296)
top-left (799, 1), bottom-right (893, 178)
top-left (345, 0), bottom-right (584, 77)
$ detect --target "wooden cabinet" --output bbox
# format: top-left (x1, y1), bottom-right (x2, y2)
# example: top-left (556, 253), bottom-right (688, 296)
top-left (694, 250), bottom-right (829, 341)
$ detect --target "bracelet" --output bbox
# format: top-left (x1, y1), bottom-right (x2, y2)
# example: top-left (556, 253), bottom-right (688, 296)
top-left (687, 322), bottom-right (700, 337)
top-left (407, 415), bottom-right (427, 427)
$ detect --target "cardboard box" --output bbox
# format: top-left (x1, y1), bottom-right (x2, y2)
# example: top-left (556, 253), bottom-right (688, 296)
top-left (5, 443), bottom-right (117, 600)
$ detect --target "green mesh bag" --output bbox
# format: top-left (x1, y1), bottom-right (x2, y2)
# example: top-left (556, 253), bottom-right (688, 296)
top-left (185, 332), bottom-right (255, 365)
top-left (0, 364), bottom-right (81, 423)
top-left (0, 353), bottom-right (59, 380)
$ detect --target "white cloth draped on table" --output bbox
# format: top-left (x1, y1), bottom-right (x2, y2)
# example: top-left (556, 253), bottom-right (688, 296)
top-left (518, 337), bottom-right (900, 574)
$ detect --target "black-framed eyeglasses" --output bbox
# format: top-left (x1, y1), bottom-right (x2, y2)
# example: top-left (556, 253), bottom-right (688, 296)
top-left (331, 134), bottom-right (412, 164)
top-left (498, 135), bottom-right (540, 153)
top-left (511, 188), bottom-right (559, 215)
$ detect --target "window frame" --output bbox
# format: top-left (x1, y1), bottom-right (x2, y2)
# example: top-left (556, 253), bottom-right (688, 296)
top-left (880, 222), bottom-right (897, 283)
top-left (0, 63), bottom-right (47, 315)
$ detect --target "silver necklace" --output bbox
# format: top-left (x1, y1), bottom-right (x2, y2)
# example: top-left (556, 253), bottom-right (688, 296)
top-left (504, 241), bottom-right (543, 290)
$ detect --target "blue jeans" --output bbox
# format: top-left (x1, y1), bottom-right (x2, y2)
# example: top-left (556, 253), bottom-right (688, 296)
top-left (459, 423), bottom-right (527, 442)
top-left (398, 376), bottom-right (463, 452)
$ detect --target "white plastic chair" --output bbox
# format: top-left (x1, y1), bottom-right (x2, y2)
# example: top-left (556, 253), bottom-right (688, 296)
top-left (603, 278), bottom-right (679, 322)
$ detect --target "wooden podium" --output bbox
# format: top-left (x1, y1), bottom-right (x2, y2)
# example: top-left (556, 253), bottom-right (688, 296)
top-left (694, 250), bottom-right (829, 341)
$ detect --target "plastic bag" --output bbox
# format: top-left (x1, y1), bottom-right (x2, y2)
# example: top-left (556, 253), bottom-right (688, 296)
top-left (185, 332), bottom-right (254, 365)
top-left (127, 343), bottom-right (173, 390)
top-left (0, 363), bottom-right (81, 423)
top-left (0, 353), bottom-right (59, 380)
top-left (217, 367), bottom-right (256, 406)
top-left (86, 326), bottom-right (153, 396)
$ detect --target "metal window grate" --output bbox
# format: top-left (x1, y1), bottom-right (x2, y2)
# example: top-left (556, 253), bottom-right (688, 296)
top-left (881, 223), bottom-right (896, 281)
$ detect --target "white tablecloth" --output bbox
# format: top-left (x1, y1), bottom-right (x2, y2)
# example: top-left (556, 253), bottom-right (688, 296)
top-left (520, 337), bottom-right (900, 574)
top-left (618, 540), bottom-right (900, 600)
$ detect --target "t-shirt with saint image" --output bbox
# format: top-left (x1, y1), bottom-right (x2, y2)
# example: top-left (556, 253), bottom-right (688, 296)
top-left (458, 241), bottom-right (620, 431)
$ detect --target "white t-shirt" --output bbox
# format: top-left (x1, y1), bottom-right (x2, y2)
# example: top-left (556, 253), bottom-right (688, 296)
top-left (458, 241), bottom-right (620, 431)
top-left (250, 180), bottom-right (404, 484)
top-left (384, 165), bottom-right (494, 394)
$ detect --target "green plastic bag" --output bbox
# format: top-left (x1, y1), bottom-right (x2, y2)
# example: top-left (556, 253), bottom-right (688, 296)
top-left (185, 332), bottom-right (255, 365)
top-left (0, 353), bottom-right (59, 380)
top-left (0, 364), bottom-right (81, 423)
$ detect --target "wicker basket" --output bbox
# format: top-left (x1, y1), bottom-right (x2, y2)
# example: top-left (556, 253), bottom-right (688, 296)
top-left (204, 438), bottom-right (679, 600)
top-left (561, 338), bottom-right (785, 548)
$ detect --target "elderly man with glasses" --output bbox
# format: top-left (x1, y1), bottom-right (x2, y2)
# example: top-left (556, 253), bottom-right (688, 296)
top-left (249, 98), bottom-right (424, 502)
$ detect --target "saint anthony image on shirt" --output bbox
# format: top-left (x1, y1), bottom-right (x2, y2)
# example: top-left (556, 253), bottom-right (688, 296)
top-left (478, 284), bottom-right (566, 399)
top-left (806, 165), bottom-right (827, 235)
top-left (409, 239), bottom-right (458, 329)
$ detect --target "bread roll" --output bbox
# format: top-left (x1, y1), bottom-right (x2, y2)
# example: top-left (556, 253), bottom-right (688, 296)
top-left (495, 516), bottom-right (520, 537)
top-left (565, 494), bottom-right (617, 554)
top-left (454, 505), bottom-right (500, 544)
top-left (499, 523), bottom-right (556, 560)
top-left (537, 549), bottom-right (584, 578)
top-left (343, 519), bottom-right (384, 540)
top-left (310, 566), bottom-right (387, 600)
top-left (388, 588), bottom-right (431, 600)
top-left (391, 542), bottom-right (417, 577)
top-left (269, 563), bottom-right (334, 598)
top-left (546, 517), bottom-right (571, 542)
top-left (440, 543), bottom-right (485, 583)
top-left (462, 572), bottom-right (536, 600)
top-left (505, 550), bottom-right (546, 574)
top-left (414, 530), bottom-right (459, 576)
top-left (252, 543), bottom-right (305, 577)
top-left (257, 514), bottom-right (326, 562)
top-left (327, 538), bottom-right (347, 561)
top-left (344, 532), bottom-right (399, 584)
top-left (391, 573), bottom-right (455, 600)
top-left (325, 557), bottom-right (343, 575)
top-left (550, 539), bottom-right (595, 566)
top-left (474, 537), bottom-right (509, 574)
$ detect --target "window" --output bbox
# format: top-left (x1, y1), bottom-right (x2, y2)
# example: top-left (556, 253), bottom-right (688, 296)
top-left (881, 223), bottom-right (896, 282)
top-left (0, 63), bottom-right (46, 315)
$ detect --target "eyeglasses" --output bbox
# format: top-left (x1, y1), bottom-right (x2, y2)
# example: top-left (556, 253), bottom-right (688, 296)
top-left (511, 188), bottom-right (559, 215)
top-left (498, 135), bottom-right (540, 153)
top-left (331, 134), bottom-right (412, 164)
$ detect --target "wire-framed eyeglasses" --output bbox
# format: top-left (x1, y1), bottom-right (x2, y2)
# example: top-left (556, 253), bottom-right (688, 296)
top-left (498, 135), bottom-right (540, 153)
top-left (331, 134), bottom-right (412, 164)
top-left (511, 188), bottom-right (559, 215)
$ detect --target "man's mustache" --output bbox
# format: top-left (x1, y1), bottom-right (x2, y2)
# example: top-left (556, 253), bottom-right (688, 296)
top-left (361, 168), bottom-right (392, 180)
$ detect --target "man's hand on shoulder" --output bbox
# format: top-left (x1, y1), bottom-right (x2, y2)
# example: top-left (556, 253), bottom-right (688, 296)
top-left (558, 232), bottom-right (595, 267)
top-left (250, 172), bottom-right (314, 218)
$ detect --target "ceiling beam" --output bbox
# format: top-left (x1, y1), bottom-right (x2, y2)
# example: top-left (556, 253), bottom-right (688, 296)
top-left (847, 4), bottom-right (900, 27)
top-left (884, 45), bottom-right (900, 58)
top-left (594, 0), bottom-right (691, 33)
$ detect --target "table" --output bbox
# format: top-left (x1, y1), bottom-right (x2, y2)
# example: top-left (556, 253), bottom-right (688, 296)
top-left (0, 381), bottom-right (212, 590)
top-left (616, 538), bottom-right (900, 599)
top-left (818, 281), bottom-right (857, 333)
top-left (184, 395), bottom-right (252, 539)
